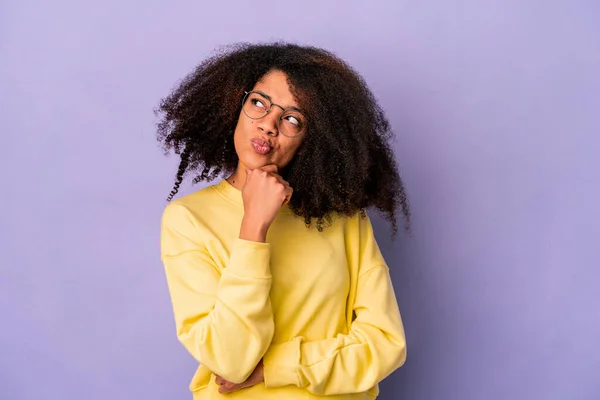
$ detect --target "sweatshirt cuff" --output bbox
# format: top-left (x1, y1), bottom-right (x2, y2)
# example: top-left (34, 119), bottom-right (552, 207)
top-left (226, 238), bottom-right (271, 278)
top-left (263, 337), bottom-right (305, 388)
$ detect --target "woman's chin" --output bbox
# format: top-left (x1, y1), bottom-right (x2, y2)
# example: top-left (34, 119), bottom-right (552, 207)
top-left (239, 155), bottom-right (272, 171)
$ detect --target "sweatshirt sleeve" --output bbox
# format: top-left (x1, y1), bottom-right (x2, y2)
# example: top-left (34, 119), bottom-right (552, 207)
top-left (160, 202), bottom-right (275, 384)
top-left (262, 212), bottom-right (406, 395)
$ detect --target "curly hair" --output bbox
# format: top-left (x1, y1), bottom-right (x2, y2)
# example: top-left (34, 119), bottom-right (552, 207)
top-left (156, 42), bottom-right (410, 235)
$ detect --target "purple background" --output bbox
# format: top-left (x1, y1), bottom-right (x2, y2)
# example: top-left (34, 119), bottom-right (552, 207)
top-left (2, 1), bottom-right (599, 399)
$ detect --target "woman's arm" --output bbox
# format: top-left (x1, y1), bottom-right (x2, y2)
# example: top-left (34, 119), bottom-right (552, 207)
top-left (261, 212), bottom-right (406, 395)
top-left (161, 202), bottom-right (275, 384)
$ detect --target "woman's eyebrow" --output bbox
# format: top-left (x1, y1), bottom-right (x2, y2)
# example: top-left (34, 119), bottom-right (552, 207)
top-left (254, 90), bottom-right (304, 113)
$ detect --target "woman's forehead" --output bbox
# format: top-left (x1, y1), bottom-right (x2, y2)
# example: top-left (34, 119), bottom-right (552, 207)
top-left (253, 70), bottom-right (299, 108)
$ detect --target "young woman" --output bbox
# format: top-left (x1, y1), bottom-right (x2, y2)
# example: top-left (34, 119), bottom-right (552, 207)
top-left (157, 42), bottom-right (410, 399)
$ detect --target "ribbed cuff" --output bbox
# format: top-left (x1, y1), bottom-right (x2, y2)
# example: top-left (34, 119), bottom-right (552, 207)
top-left (263, 337), bottom-right (303, 388)
top-left (226, 238), bottom-right (271, 278)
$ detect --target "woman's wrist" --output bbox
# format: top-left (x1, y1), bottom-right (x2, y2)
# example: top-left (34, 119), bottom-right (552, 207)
top-left (239, 216), bottom-right (269, 242)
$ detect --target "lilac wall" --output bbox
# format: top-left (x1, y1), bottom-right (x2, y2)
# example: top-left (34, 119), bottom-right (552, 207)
top-left (2, 1), bottom-right (599, 399)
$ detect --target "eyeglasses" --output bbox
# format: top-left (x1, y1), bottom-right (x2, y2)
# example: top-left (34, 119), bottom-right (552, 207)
top-left (242, 90), bottom-right (307, 138)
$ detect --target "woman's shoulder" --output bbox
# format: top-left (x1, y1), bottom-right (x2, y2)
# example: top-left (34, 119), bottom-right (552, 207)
top-left (169, 182), bottom-right (218, 206)
top-left (162, 180), bottom-right (239, 224)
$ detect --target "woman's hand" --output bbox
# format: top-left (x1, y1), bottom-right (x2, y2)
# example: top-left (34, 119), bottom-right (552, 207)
top-left (216, 359), bottom-right (264, 394)
top-left (239, 164), bottom-right (293, 242)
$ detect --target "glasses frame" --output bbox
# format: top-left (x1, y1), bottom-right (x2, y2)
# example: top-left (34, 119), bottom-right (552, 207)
top-left (241, 90), bottom-right (306, 138)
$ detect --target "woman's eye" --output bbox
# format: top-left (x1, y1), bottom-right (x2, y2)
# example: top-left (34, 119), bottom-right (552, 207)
top-left (252, 99), bottom-right (266, 108)
top-left (286, 116), bottom-right (300, 126)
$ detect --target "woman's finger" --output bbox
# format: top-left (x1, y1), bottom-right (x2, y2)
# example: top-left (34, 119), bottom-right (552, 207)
top-left (259, 164), bottom-right (279, 174)
top-left (219, 382), bottom-right (242, 394)
top-left (265, 170), bottom-right (288, 185)
top-left (283, 186), bottom-right (293, 205)
top-left (269, 174), bottom-right (292, 204)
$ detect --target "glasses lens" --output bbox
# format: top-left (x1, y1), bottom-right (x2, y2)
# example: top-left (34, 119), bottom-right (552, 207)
top-left (242, 91), bottom-right (307, 137)
top-left (279, 111), bottom-right (306, 137)
top-left (243, 92), bottom-right (270, 119)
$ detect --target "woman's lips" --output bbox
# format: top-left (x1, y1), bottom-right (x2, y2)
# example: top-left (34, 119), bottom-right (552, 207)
top-left (251, 138), bottom-right (272, 155)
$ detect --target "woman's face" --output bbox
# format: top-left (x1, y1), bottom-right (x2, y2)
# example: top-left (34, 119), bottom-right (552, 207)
top-left (233, 70), bottom-right (306, 173)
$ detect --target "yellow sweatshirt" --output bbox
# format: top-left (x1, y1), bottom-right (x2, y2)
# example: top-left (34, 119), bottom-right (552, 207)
top-left (161, 179), bottom-right (406, 399)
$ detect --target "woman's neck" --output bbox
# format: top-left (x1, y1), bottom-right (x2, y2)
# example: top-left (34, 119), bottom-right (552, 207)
top-left (226, 164), bottom-right (248, 191)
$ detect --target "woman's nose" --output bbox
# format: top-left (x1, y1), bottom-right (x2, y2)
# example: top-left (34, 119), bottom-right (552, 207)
top-left (258, 110), bottom-right (280, 136)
